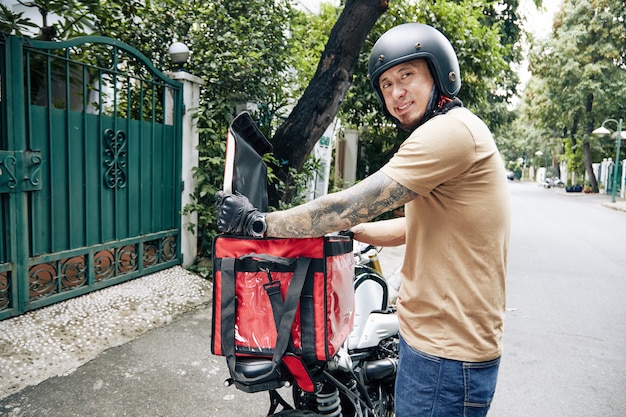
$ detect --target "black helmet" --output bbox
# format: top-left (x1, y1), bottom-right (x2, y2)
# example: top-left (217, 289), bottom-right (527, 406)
top-left (368, 23), bottom-right (461, 108)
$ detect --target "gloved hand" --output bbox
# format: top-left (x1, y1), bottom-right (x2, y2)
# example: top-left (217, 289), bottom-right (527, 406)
top-left (215, 191), bottom-right (266, 237)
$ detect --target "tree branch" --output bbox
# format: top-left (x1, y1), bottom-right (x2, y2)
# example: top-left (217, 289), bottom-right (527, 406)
top-left (269, 0), bottom-right (388, 205)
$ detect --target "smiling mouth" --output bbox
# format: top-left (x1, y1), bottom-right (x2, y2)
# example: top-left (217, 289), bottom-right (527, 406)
top-left (396, 101), bottom-right (413, 113)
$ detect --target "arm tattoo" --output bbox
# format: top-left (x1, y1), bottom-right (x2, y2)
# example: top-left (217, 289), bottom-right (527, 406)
top-left (266, 171), bottom-right (417, 238)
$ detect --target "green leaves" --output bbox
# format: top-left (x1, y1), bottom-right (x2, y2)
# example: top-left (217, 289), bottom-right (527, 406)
top-left (0, 0), bottom-right (96, 39)
top-left (522, 0), bottom-right (626, 181)
top-left (0, 4), bottom-right (39, 36)
top-left (148, 0), bottom-right (296, 257)
top-left (2, 0), bottom-right (537, 256)
top-left (341, 0), bottom-right (522, 173)
top-left (3, 0), bottom-right (302, 258)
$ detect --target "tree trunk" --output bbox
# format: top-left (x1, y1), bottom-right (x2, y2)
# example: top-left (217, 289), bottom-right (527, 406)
top-left (582, 140), bottom-right (597, 190)
top-left (268, 0), bottom-right (389, 207)
top-left (583, 93), bottom-right (599, 192)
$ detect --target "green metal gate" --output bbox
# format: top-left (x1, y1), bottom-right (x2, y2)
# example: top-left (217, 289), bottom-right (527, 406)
top-left (0, 34), bottom-right (184, 320)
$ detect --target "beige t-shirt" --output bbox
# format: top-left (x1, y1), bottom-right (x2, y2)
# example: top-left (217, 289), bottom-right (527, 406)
top-left (381, 107), bottom-right (511, 362)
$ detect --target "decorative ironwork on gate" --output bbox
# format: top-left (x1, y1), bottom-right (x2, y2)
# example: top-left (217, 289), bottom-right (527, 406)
top-left (0, 34), bottom-right (184, 319)
top-left (103, 128), bottom-right (128, 189)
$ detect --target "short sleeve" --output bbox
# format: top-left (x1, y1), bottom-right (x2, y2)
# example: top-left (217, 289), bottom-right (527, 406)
top-left (381, 113), bottom-right (477, 195)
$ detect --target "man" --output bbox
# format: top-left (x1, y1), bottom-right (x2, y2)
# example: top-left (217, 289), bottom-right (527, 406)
top-left (216, 23), bottom-right (511, 416)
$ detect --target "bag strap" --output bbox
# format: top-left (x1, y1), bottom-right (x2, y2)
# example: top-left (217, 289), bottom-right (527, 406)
top-left (220, 257), bottom-right (238, 364)
top-left (221, 256), bottom-right (312, 384)
top-left (242, 252), bottom-right (295, 327)
top-left (263, 276), bottom-right (284, 332)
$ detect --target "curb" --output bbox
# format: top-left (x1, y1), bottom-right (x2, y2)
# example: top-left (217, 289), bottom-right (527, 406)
top-left (602, 202), bottom-right (626, 213)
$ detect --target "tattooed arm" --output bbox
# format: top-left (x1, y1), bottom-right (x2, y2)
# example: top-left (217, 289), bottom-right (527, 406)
top-left (265, 171), bottom-right (417, 238)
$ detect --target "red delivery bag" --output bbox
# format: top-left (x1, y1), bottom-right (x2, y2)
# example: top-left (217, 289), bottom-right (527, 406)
top-left (211, 235), bottom-right (355, 384)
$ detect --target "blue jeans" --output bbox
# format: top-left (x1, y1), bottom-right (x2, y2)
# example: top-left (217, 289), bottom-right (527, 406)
top-left (395, 336), bottom-right (500, 417)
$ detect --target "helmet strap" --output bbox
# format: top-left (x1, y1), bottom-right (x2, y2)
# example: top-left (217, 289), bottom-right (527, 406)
top-left (413, 84), bottom-right (440, 128)
top-left (437, 95), bottom-right (453, 109)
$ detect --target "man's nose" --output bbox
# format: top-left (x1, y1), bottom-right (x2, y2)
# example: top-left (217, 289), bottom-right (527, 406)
top-left (392, 85), bottom-right (406, 100)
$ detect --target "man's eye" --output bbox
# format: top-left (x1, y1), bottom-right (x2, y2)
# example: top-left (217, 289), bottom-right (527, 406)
top-left (381, 82), bottom-right (391, 89)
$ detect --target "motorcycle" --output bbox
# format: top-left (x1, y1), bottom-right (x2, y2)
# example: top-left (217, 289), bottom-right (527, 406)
top-left (218, 113), bottom-right (400, 416)
top-left (544, 177), bottom-right (565, 188)
top-left (222, 241), bottom-right (400, 417)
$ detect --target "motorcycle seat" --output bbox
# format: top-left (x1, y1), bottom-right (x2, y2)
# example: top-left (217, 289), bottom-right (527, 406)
top-left (232, 358), bottom-right (286, 393)
top-left (235, 358), bottom-right (279, 379)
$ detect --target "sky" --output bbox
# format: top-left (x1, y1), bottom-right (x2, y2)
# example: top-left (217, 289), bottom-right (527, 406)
top-left (517, 0), bottom-right (562, 90)
top-left (293, 0), bottom-right (339, 14)
top-left (520, 0), bottom-right (562, 39)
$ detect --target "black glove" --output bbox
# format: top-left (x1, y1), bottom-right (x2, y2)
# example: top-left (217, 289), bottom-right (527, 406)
top-left (215, 191), bottom-right (267, 237)
top-left (338, 230), bottom-right (355, 240)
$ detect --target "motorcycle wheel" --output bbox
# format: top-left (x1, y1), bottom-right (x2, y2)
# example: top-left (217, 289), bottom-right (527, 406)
top-left (268, 411), bottom-right (324, 417)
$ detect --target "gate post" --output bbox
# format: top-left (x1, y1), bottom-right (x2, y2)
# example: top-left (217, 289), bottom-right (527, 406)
top-left (167, 71), bottom-right (204, 267)
top-left (4, 35), bottom-right (30, 315)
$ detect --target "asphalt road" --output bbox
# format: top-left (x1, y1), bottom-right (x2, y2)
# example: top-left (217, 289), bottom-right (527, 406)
top-left (489, 182), bottom-right (626, 416)
top-left (0, 181), bottom-right (625, 416)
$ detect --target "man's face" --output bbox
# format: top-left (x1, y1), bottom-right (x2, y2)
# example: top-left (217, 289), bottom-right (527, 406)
top-left (379, 59), bottom-right (435, 131)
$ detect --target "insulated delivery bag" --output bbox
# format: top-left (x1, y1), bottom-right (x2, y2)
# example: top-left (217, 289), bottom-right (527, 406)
top-left (211, 235), bottom-right (355, 386)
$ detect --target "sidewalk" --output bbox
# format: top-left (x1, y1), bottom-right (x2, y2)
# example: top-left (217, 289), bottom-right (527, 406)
top-left (0, 267), bottom-right (213, 401)
top-left (0, 245), bottom-right (406, 417)
top-left (548, 184), bottom-right (626, 212)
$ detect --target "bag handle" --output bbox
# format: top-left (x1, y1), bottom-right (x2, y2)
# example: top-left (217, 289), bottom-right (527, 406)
top-left (220, 256), bottom-right (312, 384)
top-left (238, 252), bottom-right (295, 266)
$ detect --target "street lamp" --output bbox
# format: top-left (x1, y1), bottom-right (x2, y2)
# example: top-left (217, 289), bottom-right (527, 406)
top-left (592, 118), bottom-right (623, 203)
top-left (168, 41), bottom-right (190, 71)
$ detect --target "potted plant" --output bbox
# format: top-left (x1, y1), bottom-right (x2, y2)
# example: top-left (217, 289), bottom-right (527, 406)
top-left (566, 184), bottom-right (583, 193)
